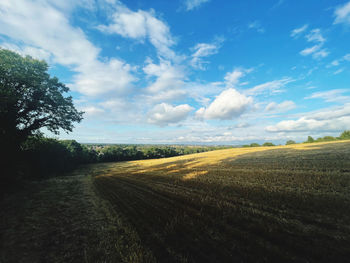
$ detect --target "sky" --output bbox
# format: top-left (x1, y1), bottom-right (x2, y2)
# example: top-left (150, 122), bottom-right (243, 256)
top-left (0, 0), bottom-right (350, 144)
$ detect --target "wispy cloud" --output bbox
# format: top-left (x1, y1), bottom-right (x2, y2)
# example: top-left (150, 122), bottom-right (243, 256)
top-left (290, 24), bottom-right (308, 38)
top-left (248, 21), bottom-right (265, 33)
top-left (183, 0), bottom-right (210, 11)
top-left (297, 28), bottom-right (328, 59)
top-left (305, 89), bottom-right (350, 103)
top-left (265, 101), bottom-right (296, 113)
top-left (334, 1), bottom-right (350, 25)
top-left (190, 38), bottom-right (223, 70)
top-left (246, 78), bottom-right (295, 96)
top-left (266, 103), bottom-right (350, 133)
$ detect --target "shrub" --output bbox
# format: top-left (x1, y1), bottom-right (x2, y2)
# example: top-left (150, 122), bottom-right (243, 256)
top-left (286, 140), bottom-right (296, 145)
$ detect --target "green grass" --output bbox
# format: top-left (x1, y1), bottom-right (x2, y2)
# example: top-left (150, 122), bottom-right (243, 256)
top-left (1, 141), bottom-right (350, 262)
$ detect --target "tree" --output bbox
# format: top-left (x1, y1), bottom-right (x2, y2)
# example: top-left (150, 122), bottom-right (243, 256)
top-left (0, 49), bottom-right (83, 180)
top-left (306, 136), bottom-right (314, 143)
top-left (262, 142), bottom-right (275, 147)
top-left (339, 130), bottom-right (350, 140)
top-left (0, 49), bottom-right (83, 147)
top-left (286, 140), bottom-right (296, 145)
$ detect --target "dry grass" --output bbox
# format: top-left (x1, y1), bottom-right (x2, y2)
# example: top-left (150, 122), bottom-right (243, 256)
top-left (93, 141), bottom-right (350, 262)
top-left (1, 141), bottom-right (350, 262)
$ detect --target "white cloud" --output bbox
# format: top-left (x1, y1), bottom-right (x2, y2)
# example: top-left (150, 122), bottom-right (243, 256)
top-left (343, 54), bottom-right (350, 61)
top-left (328, 54), bottom-right (350, 67)
top-left (334, 1), bottom-right (350, 25)
top-left (246, 78), bottom-right (294, 96)
top-left (312, 49), bottom-right (329, 59)
top-left (334, 68), bottom-right (345, 75)
top-left (300, 44), bottom-right (321, 56)
top-left (147, 103), bottom-right (193, 126)
top-left (0, 42), bottom-right (51, 61)
top-left (305, 89), bottom-right (350, 103)
top-left (81, 106), bottom-right (105, 117)
top-left (184, 0), bottom-right (210, 11)
top-left (305, 28), bottom-right (325, 43)
top-left (265, 100), bottom-right (296, 112)
top-left (71, 59), bottom-right (134, 96)
top-left (297, 28), bottom-right (328, 60)
top-left (224, 69), bottom-right (247, 87)
top-left (329, 60), bottom-right (340, 67)
top-left (266, 103), bottom-right (350, 132)
top-left (196, 88), bottom-right (253, 120)
top-left (0, 0), bottom-right (134, 98)
top-left (190, 41), bottom-right (221, 70)
top-left (98, 5), bottom-right (176, 60)
top-left (248, 21), bottom-right (265, 33)
top-left (300, 45), bottom-right (328, 59)
top-left (290, 24), bottom-right (308, 38)
top-left (143, 60), bottom-right (186, 100)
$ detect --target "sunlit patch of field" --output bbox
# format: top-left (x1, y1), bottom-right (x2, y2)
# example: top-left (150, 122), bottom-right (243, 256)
top-left (91, 140), bottom-right (350, 262)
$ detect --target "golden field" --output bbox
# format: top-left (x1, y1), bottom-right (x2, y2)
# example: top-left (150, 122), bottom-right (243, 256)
top-left (2, 141), bottom-right (350, 262)
top-left (92, 140), bottom-right (350, 262)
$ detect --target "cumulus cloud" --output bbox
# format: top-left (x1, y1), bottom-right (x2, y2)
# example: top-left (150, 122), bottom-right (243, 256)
top-left (97, 4), bottom-right (176, 60)
top-left (183, 0), bottom-right (210, 11)
top-left (290, 24), bottom-right (308, 38)
top-left (196, 88), bottom-right (253, 120)
top-left (334, 1), bottom-right (350, 25)
top-left (265, 100), bottom-right (296, 112)
top-left (142, 60), bottom-right (186, 102)
top-left (0, 0), bottom-right (134, 97)
top-left (147, 103), bottom-right (193, 126)
top-left (266, 103), bottom-right (350, 132)
top-left (246, 78), bottom-right (294, 96)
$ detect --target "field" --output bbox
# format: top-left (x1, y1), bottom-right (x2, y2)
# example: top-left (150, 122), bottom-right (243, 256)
top-left (1, 141), bottom-right (350, 262)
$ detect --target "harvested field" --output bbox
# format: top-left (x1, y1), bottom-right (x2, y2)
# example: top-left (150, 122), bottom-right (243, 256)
top-left (92, 141), bottom-right (350, 262)
top-left (1, 141), bottom-right (350, 262)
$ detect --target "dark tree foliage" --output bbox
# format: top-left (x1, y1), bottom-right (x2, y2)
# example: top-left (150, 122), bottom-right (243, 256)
top-left (339, 130), bottom-right (350, 140)
top-left (262, 142), bottom-right (275, 147)
top-left (0, 49), bottom-right (83, 183)
top-left (286, 140), bottom-right (296, 145)
top-left (0, 49), bottom-right (83, 146)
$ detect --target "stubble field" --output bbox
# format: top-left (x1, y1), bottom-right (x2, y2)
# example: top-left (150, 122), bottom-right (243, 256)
top-left (92, 141), bottom-right (350, 262)
top-left (1, 141), bottom-right (350, 262)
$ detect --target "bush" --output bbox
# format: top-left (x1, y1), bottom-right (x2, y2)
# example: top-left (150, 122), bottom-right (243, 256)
top-left (305, 136), bottom-right (315, 143)
top-left (339, 130), bottom-right (350, 140)
top-left (286, 140), bottom-right (296, 145)
top-left (250, 143), bottom-right (260, 147)
top-left (262, 142), bottom-right (275, 147)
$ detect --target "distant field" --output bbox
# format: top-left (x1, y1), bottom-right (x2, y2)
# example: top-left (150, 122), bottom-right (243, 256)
top-left (1, 141), bottom-right (350, 262)
top-left (92, 140), bottom-right (350, 262)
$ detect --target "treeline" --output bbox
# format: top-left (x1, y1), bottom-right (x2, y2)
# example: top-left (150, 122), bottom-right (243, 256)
top-left (16, 136), bottom-right (230, 179)
top-left (242, 130), bottom-right (350, 148)
top-left (304, 130), bottom-right (350, 143)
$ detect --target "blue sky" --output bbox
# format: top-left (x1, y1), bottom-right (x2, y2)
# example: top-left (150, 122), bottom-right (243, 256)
top-left (1, 0), bottom-right (350, 144)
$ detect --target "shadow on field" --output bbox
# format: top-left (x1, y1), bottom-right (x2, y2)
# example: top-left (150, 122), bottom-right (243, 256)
top-left (93, 141), bottom-right (350, 262)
